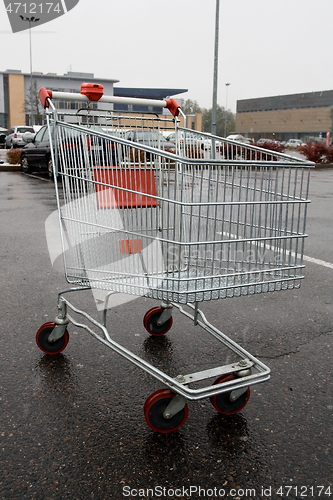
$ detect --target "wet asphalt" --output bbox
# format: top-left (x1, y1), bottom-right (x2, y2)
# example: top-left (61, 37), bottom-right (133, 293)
top-left (0, 169), bottom-right (332, 500)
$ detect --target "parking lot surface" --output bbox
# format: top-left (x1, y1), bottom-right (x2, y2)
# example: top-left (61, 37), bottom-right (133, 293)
top-left (0, 170), bottom-right (332, 499)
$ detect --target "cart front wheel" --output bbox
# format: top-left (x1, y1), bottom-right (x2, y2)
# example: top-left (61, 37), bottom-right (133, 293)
top-left (210, 374), bottom-right (250, 415)
top-left (36, 322), bottom-right (69, 355)
top-left (143, 307), bottom-right (173, 336)
top-left (144, 389), bottom-right (188, 433)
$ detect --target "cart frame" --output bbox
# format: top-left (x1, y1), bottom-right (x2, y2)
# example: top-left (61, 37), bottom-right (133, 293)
top-left (34, 84), bottom-right (314, 432)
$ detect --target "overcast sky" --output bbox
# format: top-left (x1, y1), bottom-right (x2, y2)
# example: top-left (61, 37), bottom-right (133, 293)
top-left (1, 0), bottom-right (333, 113)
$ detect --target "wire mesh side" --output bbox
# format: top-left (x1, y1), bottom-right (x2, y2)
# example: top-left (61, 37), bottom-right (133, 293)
top-left (171, 162), bottom-right (311, 302)
top-left (51, 119), bottom-right (311, 303)
top-left (175, 127), bottom-right (312, 164)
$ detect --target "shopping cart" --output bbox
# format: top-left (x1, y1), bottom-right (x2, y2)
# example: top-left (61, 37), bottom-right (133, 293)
top-left (35, 83), bottom-right (314, 433)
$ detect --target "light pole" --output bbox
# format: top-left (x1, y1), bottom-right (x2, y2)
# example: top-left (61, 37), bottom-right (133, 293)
top-left (224, 82), bottom-right (231, 137)
top-left (19, 15), bottom-right (40, 126)
top-left (211, 0), bottom-right (219, 138)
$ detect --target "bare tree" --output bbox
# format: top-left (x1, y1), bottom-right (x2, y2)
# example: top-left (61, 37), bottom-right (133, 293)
top-left (24, 80), bottom-right (44, 125)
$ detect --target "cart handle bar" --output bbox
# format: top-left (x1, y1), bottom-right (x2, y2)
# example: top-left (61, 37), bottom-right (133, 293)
top-left (39, 83), bottom-right (181, 117)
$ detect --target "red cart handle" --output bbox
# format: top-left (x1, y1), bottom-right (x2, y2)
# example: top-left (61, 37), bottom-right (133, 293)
top-left (165, 98), bottom-right (180, 117)
top-left (39, 83), bottom-right (181, 117)
top-left (39, 87), bottom-right (52, 108)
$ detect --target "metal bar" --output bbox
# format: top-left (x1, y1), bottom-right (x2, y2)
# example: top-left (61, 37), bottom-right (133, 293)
top-left (180, 359), bottom-right (253, 385)
top-left (60, 296), bottom-right (270, 400)
top-left (47, 91), bottom-right (169, 109)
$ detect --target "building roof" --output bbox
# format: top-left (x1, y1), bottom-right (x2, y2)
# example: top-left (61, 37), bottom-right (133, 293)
top-left (237, 90), bottom-right (333, 113)
top-left (2, 69), bottom-right (119, 84)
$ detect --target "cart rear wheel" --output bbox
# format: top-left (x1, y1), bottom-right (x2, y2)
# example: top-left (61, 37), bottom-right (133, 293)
top-left (210, 374), bottom-right (250, 415)
top-left (143, 307), bottom-right (173, 336)
top-left (36, 322), bottom-right (69, 355)
top-left (144, 389), bottom-right (188, 433)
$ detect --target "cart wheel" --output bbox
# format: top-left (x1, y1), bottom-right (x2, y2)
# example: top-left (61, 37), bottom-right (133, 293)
top-left (144, 389), bottom-right (188, 433)
top-left (210, 374), bottom-right (250, 415)
top-left (36, 322), bottom-right (69, 355)
top-left (143, 307), bottom-right (173, 336)
top-left (144, 388), bottom-right (171, 415)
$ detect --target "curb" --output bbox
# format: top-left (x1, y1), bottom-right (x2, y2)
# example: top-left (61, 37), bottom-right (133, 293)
top-left (315, 163), bottom-right (333, 169)
top-left (0, 164), bottom-right (20, 171)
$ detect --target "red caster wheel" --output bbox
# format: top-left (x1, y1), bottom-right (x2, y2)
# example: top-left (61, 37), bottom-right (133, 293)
top-left (144, 388), bottom-right (171, 415)
top-left (143, 307), bottom-right (173, 336)
top-left (144, 389), bottom-right (188, 433)
top-left (210, 373), bottom-right (250, 415)
top-left (36, 322), bottom-right (69, 355)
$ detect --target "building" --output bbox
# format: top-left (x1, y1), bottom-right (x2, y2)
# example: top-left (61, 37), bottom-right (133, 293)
top-left (235, 90), bottom-right (333, 143)
top-left (0, 69), bottom-right (187, 129)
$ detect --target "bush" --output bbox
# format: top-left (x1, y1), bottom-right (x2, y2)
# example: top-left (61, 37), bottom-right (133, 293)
top-left (254, 141), bottom-right (286, 154)
top-left (6, 148), bottom-right (22, 165)
top-left (299, 142), bottom-right (332, 163)
top-left (324, 145), bottom-right (333, 163)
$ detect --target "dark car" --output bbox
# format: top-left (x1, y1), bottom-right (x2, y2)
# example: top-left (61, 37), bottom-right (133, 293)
top-left (20, 126), bottom-right (53, 175)
top-left (20, 125), bottom-right (117, 178)
top-left (0, 131), bottom-right (6, 149)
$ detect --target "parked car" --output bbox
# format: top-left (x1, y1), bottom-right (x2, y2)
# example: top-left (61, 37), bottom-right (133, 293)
top-left (257, 138), bottom-right (281, 145)
top-left (226, 134), bottom-right (251, 144)
top-left (20, 124), bottom-right (117, 177)
top-left (164, 131), bottom-right (181, 143)
top-left (257, 138), bottom-right (273, 145)
top-left (166, 131), bottom-right (214, 151)
top-left (286, 139), bottom-right (304, 149)
top-left (124, 130), bottom-right (175, 152)
top-left (5, 125), bottom-right (35, 148)
top-left (161, 130), bottom-right (175, 140)
top-left (0, 131), bottom-right (6, 149)
top-left (20, 126), bottom-right (52, 175)
top-left (122, 129), bottom-right (176, 161)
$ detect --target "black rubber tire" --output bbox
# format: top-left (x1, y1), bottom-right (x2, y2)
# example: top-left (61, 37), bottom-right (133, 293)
top-left (21, 156), bottom-right (33, 174)
top-left (144, 390), bottom-right (188, 433)
top-left (210, 374), bottom-right (250, 415)
top-left (36, 322), bottom-right (69, 354)
top-left (143, 307), bottom-right (173, 336)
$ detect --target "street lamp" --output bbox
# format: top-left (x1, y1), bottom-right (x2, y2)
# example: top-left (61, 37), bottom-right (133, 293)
top-left (19, 15), bottom-right (40, 126)
top-left (224, 82), bottom-right (231, 137)
top-left (211, 0), bottom-right (219, 139)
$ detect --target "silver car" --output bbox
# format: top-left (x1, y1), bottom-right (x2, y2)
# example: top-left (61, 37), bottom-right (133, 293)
top-left (5, 126), bottom-right (35, 149)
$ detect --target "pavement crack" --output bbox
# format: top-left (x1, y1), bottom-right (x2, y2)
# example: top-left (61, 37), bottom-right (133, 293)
top-left (261, 328), bottom-right (333, 360)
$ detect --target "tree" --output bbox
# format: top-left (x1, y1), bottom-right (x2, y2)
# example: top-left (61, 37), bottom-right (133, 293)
top-left (202, 105), bottom-right (235, 138)
top-left (179, 99), bottom-right (235, 138)
top-left (179, 99), bottom-right (202, 115)
top-left (24, 80), bottom-right (44, 125)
